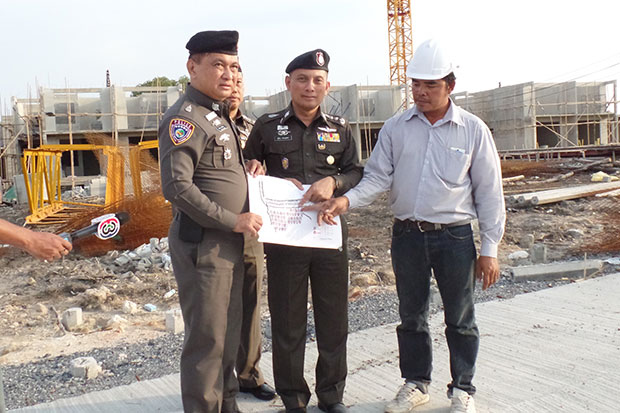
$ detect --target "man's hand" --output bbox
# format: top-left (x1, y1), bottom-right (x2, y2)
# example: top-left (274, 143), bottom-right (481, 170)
top-left (299, 176), bottom-right (336, 205)
top-left (303, 196), bottom-right (350, 225)
top-left (233, 212), bottom-right (263, 237)
top-left (24, 231), bottom-right (73, 261)
top-left (475, 255), bottom-right (500, 290)
top-left (245, 159), bottom-right (265, 177)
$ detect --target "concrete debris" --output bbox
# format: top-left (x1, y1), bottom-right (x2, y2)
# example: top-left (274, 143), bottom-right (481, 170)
top-left (518, 234), bottom-right (535, 248)
top-left (33, 303), bottom-right (48, 315)
top-left (122, 300), bottom-right (138, 314)
top-left (351, 272), bottom-right (379, 287)
top-left (508, 250), bottom-right (529, 261)
top-left (61, 307), bottom-right (83, 330)
top-left (103, 315), bottom-right (127, 330)
top-left (103, 237), bottom-right (172, 274)
top-left (70, 356), bottom-right (102, 379)
top-left (165, 309), bottom-right (184, 334)
top-left (530, 243), bottom-right (548, 264)
top-left (509, 259), bottom-right (603, 282)
top-left (81, 286), bottom-right (111, 307)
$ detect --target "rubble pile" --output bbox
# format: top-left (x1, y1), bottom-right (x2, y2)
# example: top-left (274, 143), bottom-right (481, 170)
top-left (103, 237), bottom-right (171, 274)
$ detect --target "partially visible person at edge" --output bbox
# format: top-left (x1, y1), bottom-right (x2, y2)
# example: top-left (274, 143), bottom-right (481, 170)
top-left (307, 39), bottom-right (505, 413)
top-left (0, 219), bottom-right (72, 261)
top-left (0, 218), bottom-right (73, 412)
top-left (158, 30), bottom-right (263, 413)
top-left (225, 68), bottom-right (276, 402)
top-left (244, 49), bottom-right (363, 413)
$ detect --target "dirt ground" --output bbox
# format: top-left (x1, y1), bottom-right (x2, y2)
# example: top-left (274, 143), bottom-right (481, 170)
top-left (1, 158), bottom-right (619, 367)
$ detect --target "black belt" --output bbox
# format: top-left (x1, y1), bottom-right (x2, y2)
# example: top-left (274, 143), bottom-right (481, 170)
top-left (394, 218), bottom-right (471, 233)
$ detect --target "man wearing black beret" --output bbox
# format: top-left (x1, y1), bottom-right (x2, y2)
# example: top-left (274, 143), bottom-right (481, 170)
top-left (159, 30), bottom-right (263, 413)
top-left (245, 49), bottom-right (363, 413)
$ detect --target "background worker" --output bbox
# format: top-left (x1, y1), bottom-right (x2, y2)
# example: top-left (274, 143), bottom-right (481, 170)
top-left (159, 30), bottom-right (263, 413)
top-left (245, 49), bottom-right (363, 413)
top-left (226, 69), bottom-right (276, 401)
top-left (310, 39), bottom-right (505, 413)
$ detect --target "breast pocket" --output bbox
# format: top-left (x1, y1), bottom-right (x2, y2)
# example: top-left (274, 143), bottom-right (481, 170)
top-left (211, 138), bottom-right (234, 169)
top-left (266, 140), bottom-right (302, 175)
top-left (315, 141), bottom-right (345, 173)
top-left (437, 147), bottom-right (471, 185)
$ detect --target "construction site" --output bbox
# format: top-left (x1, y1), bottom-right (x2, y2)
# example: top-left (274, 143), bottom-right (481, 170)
top-left (1, 0), bottom-right (620, 412)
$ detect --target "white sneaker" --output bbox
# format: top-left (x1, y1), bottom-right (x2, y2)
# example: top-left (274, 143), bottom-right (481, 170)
top-left (450, 388), bottom-right (476, 413)
top-left (384, 382), bottom-right (430, 413)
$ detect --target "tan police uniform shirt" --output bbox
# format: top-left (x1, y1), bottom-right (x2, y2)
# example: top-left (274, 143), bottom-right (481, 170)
top-left (159, 84), bottom-right (248, 231)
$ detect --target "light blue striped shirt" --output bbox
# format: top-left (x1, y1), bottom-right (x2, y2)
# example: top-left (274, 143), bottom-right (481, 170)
top-left (346, 100), bottom-right (505, 257)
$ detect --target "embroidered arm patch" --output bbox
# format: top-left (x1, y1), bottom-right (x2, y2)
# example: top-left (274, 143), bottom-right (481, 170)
top-left (169, 118), bottom-right (196, 145)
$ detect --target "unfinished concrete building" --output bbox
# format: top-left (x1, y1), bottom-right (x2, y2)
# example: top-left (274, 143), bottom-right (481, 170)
top-left (2, 80), bottom-right (619, 201)
top-left (242, 84), bottom-right (404, 159)
top-left (453, 80), bottom-right (619, 152)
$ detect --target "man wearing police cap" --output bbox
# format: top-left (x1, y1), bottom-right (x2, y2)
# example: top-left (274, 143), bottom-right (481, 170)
top-left (159, 30), bottom-right (263, 413)
top-left (245, 49), bottom-right (363, 413)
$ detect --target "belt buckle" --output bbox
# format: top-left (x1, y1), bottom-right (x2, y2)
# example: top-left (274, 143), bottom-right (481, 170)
top-left (416, 221), bottom-right (426, 232)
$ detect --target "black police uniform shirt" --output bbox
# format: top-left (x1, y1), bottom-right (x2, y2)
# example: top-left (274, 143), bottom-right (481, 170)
top-left (244, 104), bottom-right (363, 196)
top-left (159, 84), bottom-right (248, 233)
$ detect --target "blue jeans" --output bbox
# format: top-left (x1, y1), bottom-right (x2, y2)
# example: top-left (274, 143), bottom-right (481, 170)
top-left (391, 220), bottom-right (478, 395)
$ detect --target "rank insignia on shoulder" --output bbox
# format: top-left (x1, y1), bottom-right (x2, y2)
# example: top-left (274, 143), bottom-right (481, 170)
top-left (339, 118), bottom-right (345, 125)
top-left (219, 133), bottom-right (230, 142)
top-left (224, 148), bottom-right (232, 160)
top-left (169, 118), bottom-right (195, 145)
top-left (317, 132), bottom-right (340, 142)
top-left (184, 104), bottom-right (192, 113)
top-left (268, 113), bottom-right (280, 118)
top-left (282, 157), bottom-right (289, 170)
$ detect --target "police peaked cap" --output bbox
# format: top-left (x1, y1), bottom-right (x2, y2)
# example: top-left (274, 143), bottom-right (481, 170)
top-left (285, 49), bottom-right (330, 74)
top-left (186, 30), bottom-right (239, 55)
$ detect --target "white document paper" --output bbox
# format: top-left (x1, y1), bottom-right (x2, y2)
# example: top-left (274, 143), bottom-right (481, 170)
top-left (248, 174), bottom-right (342, 249)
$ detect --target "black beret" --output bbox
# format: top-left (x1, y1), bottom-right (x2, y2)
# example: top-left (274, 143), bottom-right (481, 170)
top-left (285, 49), bottom-right (330, 74)
top-left (186, 30), bottom-right (238, 55)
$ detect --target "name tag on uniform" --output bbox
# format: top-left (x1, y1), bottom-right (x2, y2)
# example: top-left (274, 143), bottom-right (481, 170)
top-left (275, 134), bottom-right (292, 142)
top-left (317, 132), bottom-right (340, 142)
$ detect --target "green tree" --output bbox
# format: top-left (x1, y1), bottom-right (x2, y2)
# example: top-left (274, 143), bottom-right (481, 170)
top-left (132, 76), bottom-right (188, 96)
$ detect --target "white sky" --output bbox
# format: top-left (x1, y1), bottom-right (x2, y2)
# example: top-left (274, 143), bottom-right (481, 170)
top-left (2, 0), bottom-right (620, 111)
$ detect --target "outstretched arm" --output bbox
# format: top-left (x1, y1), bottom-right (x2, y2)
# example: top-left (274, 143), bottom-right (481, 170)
top-left (0, 219), bottom-right (72, 261)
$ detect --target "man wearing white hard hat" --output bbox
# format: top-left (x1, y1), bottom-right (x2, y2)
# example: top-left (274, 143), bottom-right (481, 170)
top-left (307, 39), bottom-right (505, 413)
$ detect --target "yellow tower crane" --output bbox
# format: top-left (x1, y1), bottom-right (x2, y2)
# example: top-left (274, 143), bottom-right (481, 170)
top-left (387, 0), bottom-right (413, 108)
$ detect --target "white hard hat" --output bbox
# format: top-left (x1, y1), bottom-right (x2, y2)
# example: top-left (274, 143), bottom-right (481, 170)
top-left (406, 39), bottom-right (454, 80)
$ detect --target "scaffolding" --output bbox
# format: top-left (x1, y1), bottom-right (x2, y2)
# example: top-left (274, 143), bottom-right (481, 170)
top-left (452, 80), bottom-right (619, 153)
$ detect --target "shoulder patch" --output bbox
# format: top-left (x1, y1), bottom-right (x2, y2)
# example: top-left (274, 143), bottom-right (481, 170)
top-left (169, 118), bottom-right (196, 145)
